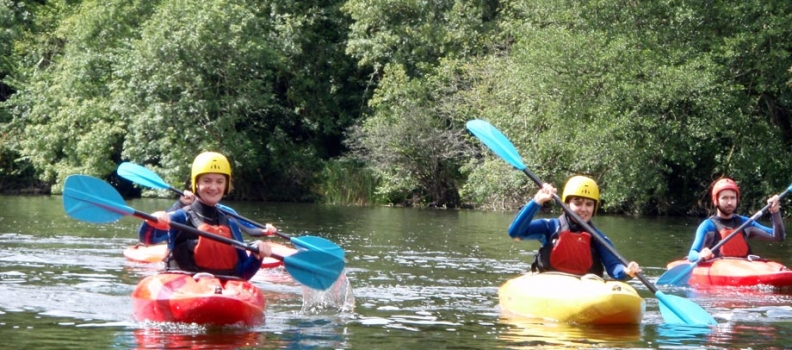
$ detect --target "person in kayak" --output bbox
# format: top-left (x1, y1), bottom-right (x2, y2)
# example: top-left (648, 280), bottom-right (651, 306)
top-left (508, 175), bottom-right (641, 280)
top-left (137, 151), bottom-right (276, 280)
top-left (687, 177), bottom-right (784, 261)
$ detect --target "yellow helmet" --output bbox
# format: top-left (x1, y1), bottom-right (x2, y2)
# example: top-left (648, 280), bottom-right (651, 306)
top-left (561, 175), bottom-right (599, 210)
top-left (191, 152), bottom-right (232, 194)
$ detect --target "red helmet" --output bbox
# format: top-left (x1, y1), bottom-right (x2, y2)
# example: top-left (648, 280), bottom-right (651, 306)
top-left (711, 178), bottom-right (740, 204)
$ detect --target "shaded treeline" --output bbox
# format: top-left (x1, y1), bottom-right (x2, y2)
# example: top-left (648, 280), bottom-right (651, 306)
top-left (1, 0), bottom-right (792, 215)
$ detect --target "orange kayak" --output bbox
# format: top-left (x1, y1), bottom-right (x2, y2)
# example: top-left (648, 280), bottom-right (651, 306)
top-left (132, 272), bottom-right (266, 326)
top-left (123, 242), bottom-right (297, 268)
top-left (666, 257), bottom-right (792, 287)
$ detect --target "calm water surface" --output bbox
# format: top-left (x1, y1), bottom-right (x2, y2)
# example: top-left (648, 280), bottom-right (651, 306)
top-left (2, 195), bottom-right (792, 349)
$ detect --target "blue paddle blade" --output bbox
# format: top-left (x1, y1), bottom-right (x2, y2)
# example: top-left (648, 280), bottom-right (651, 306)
top-left (465, 119), bottom-right (526, 170)
top-left (117, 162), bottom-right (170, 190)
top-left (656, 291), bottom-right (717, 325)
top-left (292, 236), bottom-right (345, 260)
top-left (283, 250), bottom-right (345, 290)
top-left (63, 175), bottom-right (134, 223)
top-left (656, 263), bottom-right (695, 286)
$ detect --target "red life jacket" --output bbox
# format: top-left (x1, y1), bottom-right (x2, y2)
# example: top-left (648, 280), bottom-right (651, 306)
top-left (193, 223), bottom-right (239, 270)
top-left (548, 230), bottom-right (594, 275)
top-left (532, 215), bottom-right (603, 276)
top-left (711, 216), bottom-right (751, 257)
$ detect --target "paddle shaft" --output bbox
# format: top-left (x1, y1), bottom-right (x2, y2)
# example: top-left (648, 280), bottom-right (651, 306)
top-left (135, 209), bottom-right (287, 260)
top-left (519, 167), bottom-right (659, 293)
top-left (705, 188), bottom-right (789, 255)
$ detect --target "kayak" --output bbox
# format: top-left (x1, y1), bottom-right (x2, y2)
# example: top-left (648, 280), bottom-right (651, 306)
top-left (123, 242), bottom-right (297, 268)
top-left (132, 272), bottom-right (266, 326)
top-left (666, 257), bottom-right (792, 288)
top-left (499, 272), bottom-right (645, 325)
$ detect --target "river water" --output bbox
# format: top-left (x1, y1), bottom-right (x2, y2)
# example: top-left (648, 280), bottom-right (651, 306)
top-left (2, 195), bottom-right (792, 349)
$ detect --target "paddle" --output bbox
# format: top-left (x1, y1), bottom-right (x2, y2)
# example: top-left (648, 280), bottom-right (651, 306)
top-left (657, 184), bottom-right (792, 287)
top-left (62, 174), bottom-right (344, 290)
top-left (116, 162), bottom-right (345, 260)
top-left (466, 119), bottom-right (717, 325)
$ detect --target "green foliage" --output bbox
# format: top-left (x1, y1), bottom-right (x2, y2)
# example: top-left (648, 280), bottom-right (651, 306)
top-left (2, 0), bottom-right (367, 199)
top-left (314, 158), bottom-right (382, 205)
top-left (342, 0), bottom-right (496, 75)
top-left (463, 0), bottom-right (792, 214)
top-left (345, 63), bottom-right (473, 207)
top-left (2, 0), bottom-right (792, 215)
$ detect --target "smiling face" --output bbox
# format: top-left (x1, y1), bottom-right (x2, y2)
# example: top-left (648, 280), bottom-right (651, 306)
top-left (567, 196), bottom-right (596, 223)
top-left (195, 173), bottom-right (227, 206)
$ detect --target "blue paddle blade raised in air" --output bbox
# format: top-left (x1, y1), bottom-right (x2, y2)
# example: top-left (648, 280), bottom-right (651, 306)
top-left (117, 162), bottom-right (170, 190)
top-left (283, 250), bottom-right (345, 290)
top-left (63, 175), bottom-right (134, 224)
top-left (465, 119), bottom-right (526, 170)
top-left (292, 236), bottom-right (345, 260)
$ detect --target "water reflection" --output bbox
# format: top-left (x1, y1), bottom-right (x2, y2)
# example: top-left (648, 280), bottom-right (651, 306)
top-left (130, 327), bottom-right (272, 349)
top-left (498, 317), bottom-right (642, 348)
top-left (653, 323), bottom-right (713, 347)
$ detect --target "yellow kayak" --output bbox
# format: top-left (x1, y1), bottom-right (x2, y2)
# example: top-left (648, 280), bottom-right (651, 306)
top-left (499, 272), bottom-right (646, 325)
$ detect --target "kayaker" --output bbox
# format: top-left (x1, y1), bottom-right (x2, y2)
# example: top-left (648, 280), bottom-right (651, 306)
top-left (137, 151), bottom-right (276, 280)
top-left (507, 175), bottom-right (642, 280)
top-left (687, 177), bottom-right (784, 261)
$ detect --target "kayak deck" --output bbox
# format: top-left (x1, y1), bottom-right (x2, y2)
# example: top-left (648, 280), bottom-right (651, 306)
top-left (666, 257), bottom-right (792, 287)
top-left (132, 272), bottom-right (266, 326)
top-left (499, 272), bottom-right (645, 325)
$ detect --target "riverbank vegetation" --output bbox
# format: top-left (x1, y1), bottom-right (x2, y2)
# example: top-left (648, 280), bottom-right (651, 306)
top-left (1, 0), bottom-right (791, 215)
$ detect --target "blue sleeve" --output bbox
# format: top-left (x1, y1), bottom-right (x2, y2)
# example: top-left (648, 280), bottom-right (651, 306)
top-left (687, 219), bottom-right (714, 261)
top-left (593, 232), bottom-right (629, 280)
top-left (137, 210), bottom-right (188, 247)
top-left (508, 200), bottom-right (557, 245)
top-left (229, 220), bottom-right (263, 280)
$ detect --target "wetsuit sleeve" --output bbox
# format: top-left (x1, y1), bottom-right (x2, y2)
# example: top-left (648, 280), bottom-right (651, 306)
top-left (744, 212), bottom-right (786, 242)
top-left (687, 219), bottom-right (714, 261)
top-left (137, 210), bottom-right (187, 246)
top-left (166, 200), bottom-right (185, 212)
top-left (593, 232), bottom-right (629, 280)
top-left (229, 220), bottom-right (263, 280)
top-left (508, 200), bottom-right (556, 245)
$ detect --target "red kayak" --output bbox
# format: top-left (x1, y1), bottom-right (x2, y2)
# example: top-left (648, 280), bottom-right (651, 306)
top-left (132, 272), bottom-right (266, 326)
top-left (666, 257), bottom-right (792, 287)
top-left (124, 242), bottom-right (296, 268)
